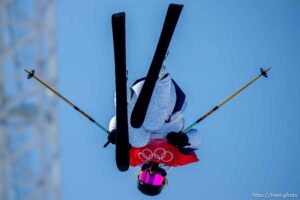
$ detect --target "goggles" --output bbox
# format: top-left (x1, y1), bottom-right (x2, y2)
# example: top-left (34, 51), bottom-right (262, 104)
top-left (139, 170), bottom-right (164, 186)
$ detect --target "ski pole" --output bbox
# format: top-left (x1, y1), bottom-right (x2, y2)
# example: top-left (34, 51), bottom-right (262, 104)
top-left (25, 69), bottom-right (109, 134)
top-left (183, 68), bottom-right (271, 133)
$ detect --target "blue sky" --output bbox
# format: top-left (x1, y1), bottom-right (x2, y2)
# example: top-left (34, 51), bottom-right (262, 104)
top-left (55, 0), bottom-right (300, 199)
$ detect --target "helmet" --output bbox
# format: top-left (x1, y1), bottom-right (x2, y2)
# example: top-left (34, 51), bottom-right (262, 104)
top-left (137, 163), bottom-right (167, 196)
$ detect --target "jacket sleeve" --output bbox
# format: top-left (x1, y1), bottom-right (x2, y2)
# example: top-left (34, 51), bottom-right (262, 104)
top-left (185, 128), bottom-right (201, 149)
top-left (109, 115), bottom-right (116, 132)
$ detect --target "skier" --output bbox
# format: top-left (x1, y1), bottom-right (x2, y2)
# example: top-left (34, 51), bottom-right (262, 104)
top-left (26, 66), bottom-right (270, 196)
top-left (106, 68), bottom-right (201, 196)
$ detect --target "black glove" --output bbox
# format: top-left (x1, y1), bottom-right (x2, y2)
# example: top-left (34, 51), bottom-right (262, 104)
top-left (166, 132), bottom-right (190, 148)
top-left (103, 129), bottom-right (117, 148)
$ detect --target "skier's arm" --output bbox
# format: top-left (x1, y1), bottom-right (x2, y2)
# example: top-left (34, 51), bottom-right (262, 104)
top-left (166, 101), bottom-right (201, 149)
top-left (184, 129), bottom-right (201, 149)
top-left (103, 116), bottom-right (117, 147)
top-left (109, 115), bottom-right (117, 132)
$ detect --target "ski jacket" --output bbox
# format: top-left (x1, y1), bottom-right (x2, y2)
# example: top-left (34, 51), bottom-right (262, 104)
top-left (109, 73), bottom-right (201, 149)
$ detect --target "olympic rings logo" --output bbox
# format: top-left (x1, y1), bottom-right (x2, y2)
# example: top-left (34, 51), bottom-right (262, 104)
top-left (138, 148), bottom-right (174, 163)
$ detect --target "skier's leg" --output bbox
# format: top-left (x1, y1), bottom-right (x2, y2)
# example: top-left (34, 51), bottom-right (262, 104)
top-left (128, 94), bottom-right (151, 148)
top-left (158, 63), bottom-right (167, 80)
top-left (128, 127), bottom-right (151, 148)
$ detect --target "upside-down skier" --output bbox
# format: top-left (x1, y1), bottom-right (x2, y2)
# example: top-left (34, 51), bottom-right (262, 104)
top-left (25, 2), bottom-right (271, 198)
top-left (106, 68), bottom-right (201, 196)
top-left (25, 64), bottom-right (270, 196)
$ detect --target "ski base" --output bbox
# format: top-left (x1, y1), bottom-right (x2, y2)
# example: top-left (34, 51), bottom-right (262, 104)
top-left (112, 12), bottom-right (130, 172)
top-left (130, 4), bottom-right (184, 128)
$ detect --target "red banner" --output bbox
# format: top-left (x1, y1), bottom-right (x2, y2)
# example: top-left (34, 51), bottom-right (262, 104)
top-left (130, 138), bottom-right (199, 167)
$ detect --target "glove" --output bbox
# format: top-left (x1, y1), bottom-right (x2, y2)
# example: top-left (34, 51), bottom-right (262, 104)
top-left (166, 132), bottom-right (190, 148)
top-left (103, 129), bottom-right (117, 148)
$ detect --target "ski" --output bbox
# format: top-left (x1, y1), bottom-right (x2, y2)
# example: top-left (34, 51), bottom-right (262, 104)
top-left (112, 12), bottom-right (130, 172)
top-left (130, 4), bottom-right (184, 128)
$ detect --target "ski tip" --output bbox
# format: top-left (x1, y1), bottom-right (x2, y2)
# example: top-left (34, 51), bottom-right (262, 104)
top-left (116, 151), bottom-right (130, 172)
top-left (117, 165), bottom-right (129, 172)
top-left (169, 3), bottom-right (184, 9)
top-left (112, 12), bottom-right (125, 18)
top-left (130, 116), bottom-right (143, 129)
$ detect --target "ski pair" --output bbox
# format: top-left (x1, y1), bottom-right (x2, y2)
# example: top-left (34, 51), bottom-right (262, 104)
top-left (111, 4), bottom-right (183, 171)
